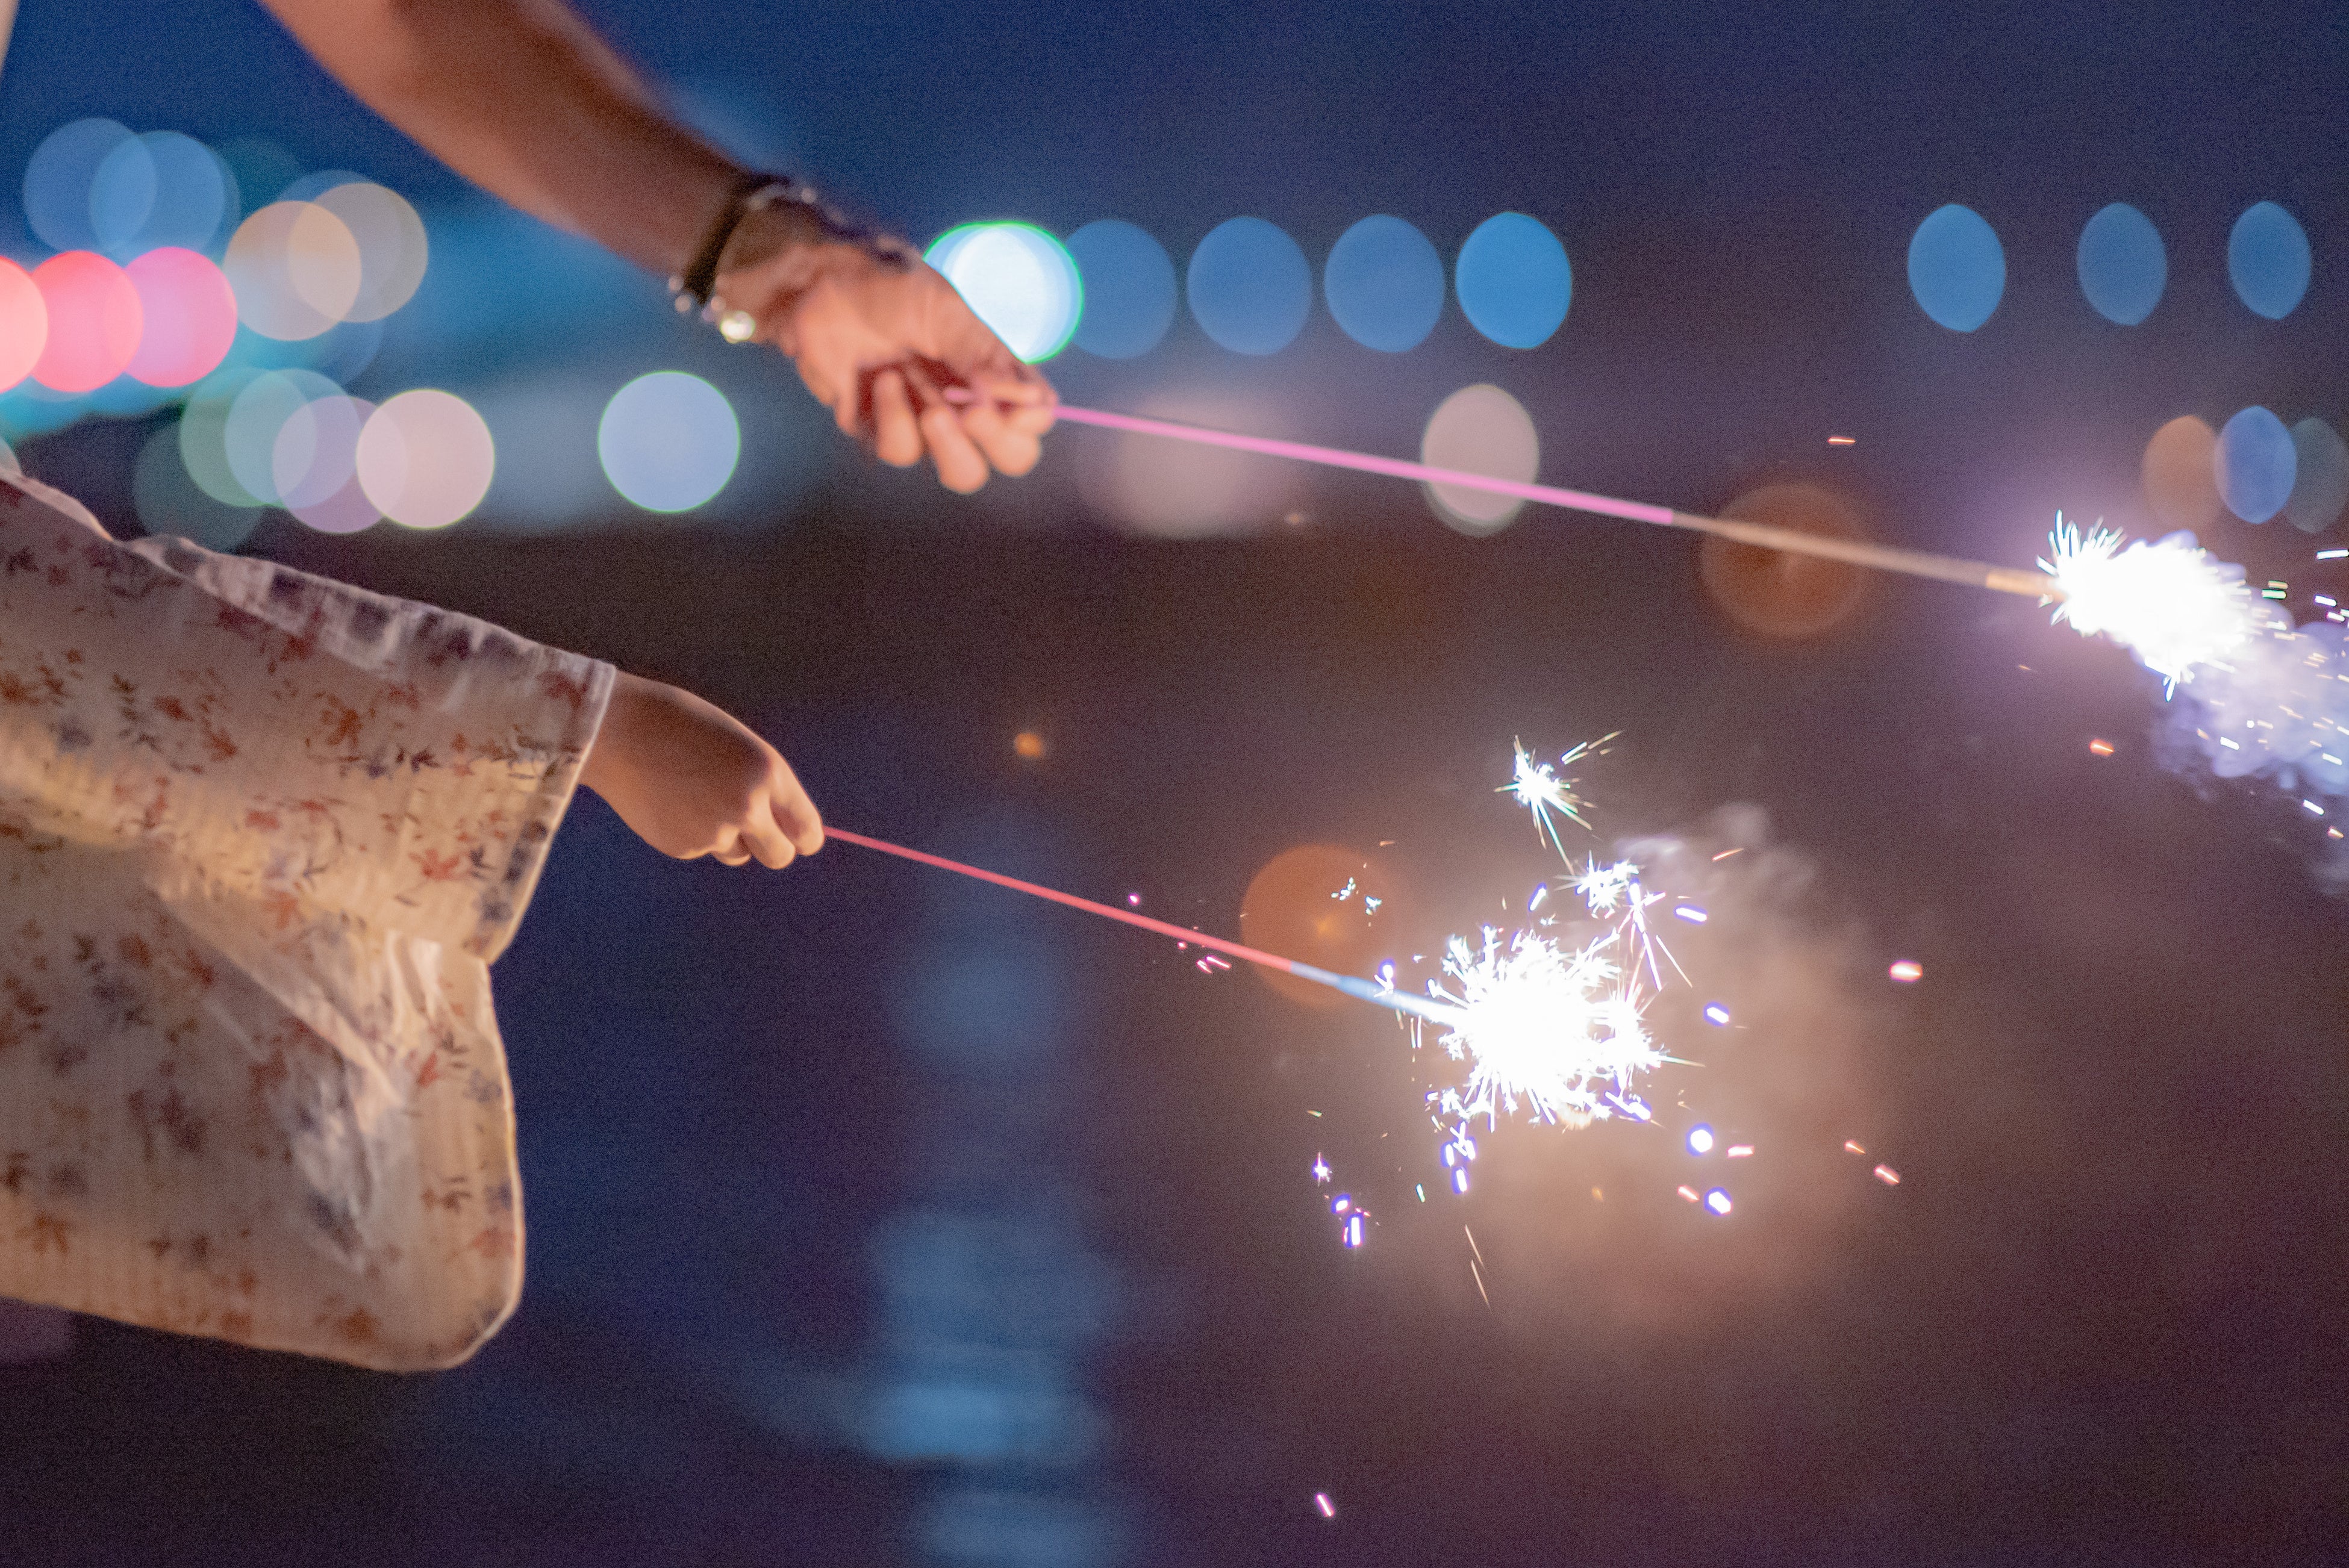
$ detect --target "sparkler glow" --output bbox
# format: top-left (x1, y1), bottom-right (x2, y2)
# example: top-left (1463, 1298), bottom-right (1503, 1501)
top-left (1427, 925), bottom-right (1659, 1129)
top-left (2041, 519), bottom-right (2268, 691)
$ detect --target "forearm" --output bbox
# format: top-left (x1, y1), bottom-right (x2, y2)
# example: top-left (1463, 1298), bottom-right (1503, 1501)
top-left (257, 0), bottom-right (743, 276)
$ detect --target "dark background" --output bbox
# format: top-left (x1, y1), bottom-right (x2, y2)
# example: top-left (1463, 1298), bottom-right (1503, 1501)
top-left (1, 2), bottom-right (2346, 1563)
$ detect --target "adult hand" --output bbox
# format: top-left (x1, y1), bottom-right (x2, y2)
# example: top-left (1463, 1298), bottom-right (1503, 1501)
top-left (714, 232), bottom-right (1056, 494)
top-left (579, 671), bottom-right (823, 868)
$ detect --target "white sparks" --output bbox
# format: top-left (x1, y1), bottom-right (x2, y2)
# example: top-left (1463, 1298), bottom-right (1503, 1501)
top-left (2041, 518), bottom-right (2266, 691)
top-left (1573, 858), bottom-right (1639, 913)
top-left (1426, 927), bottom-right (1659, 1128)
top-left (1501, 736), bottom-right (1610, 857)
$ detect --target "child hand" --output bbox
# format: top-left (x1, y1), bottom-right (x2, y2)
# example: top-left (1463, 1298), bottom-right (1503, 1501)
top-left (578, 672), bottom-right (823, 868)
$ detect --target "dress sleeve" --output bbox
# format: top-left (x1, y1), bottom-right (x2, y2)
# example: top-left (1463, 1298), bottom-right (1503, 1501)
top-left (0, 470), bottom-right (611, 961)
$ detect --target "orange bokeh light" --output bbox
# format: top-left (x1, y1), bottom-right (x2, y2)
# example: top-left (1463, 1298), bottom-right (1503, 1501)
top-left (1238, 844), bottom-right (1399, 1010)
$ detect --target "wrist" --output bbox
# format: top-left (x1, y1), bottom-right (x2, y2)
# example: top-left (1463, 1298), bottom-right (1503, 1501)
top-left (579, 670), bottom-right (650, 798)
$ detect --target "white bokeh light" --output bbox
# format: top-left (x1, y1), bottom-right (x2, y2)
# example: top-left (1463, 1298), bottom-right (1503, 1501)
top-left (925, 222), bottom-right (1082, 363)
top-left (597, 371), bottom-right (740, 513)
top-left (1420, 384), bottom-right (1539, 535)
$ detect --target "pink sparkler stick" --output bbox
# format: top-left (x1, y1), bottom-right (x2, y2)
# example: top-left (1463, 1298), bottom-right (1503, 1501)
top-left (1047, 403), bottom-right (2056, 600)
top-left (826, 827), bottom-right (1460, 1025)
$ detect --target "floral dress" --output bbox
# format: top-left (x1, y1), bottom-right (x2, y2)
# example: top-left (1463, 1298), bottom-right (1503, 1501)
top-left (0, 467), bottom-right (611, 1370)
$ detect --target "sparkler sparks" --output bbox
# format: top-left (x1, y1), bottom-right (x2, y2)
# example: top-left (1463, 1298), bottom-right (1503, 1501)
top-left (1502, 738), bottom-right (1608, 857)
top-left (1425, 926), bottom-right (1659, 1129)
top-left (2041, 518), bottom-right (2267, 691)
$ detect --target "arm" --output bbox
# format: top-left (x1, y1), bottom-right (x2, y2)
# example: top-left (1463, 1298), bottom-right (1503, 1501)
top-left (256, 0), bottom-right (1053, 493)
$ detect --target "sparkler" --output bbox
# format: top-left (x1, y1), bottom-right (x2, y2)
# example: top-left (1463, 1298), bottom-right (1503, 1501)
top-left (1050, 403), bottom-right (2059, 599)
top-left (825, 827), bottom-right (1461, 1027)
top-left (2039, 520), bottom-right (2268, 691)
top-left (829, 827), bottom-right (1670, 1137)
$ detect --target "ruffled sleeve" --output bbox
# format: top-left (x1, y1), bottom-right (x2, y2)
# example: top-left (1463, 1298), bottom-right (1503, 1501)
top-left (0, 470), bottom-right (611, 1369)
top-left (0, 471), bottom-right (611, 959)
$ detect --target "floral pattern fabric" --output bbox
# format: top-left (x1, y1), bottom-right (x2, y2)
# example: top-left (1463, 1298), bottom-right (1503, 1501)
top-left (0, 468), bottom-right (611, 1369)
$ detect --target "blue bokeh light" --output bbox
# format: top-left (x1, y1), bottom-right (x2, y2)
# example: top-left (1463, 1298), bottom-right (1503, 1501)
top-left (2286, 419), bottom-right (2349, 536)
top-left (1908, 204), bottom-right (2005, 332)
top-left (1065, 220), bottom-right (1176, 359)
top-left (2228, 202), bottom-right (2310, 320)
top-left (2076, 202), bottom-right (2165, 325)
top-left (1323, 215), bottom-right (1444, 352)
top-left (23, 117), bottom-right (134, 253)
top-left (2217, 406), bottom-right (2297, 524)
top-left (1686, 1125), bottom-right (1715, 1155)
top-left (597, 370), bottom-right (741, 512)
top-left (1453, 213), bottom-right (1570, 349)
top-left (1185, 217), bottom-right (1312, 355)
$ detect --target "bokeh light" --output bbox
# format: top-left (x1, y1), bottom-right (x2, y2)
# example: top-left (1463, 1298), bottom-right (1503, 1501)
top-left (597, 371), bottom-right (740, 512)
top-left (924, 222), bottom-right (1081, 362)
top-left (1888, 960), bottom-right (1924, 983)
top-left (224, 368), bottom-right (341, 503)
top-left (87, 134), bottom-right (156, 254)
top-left (1065, 220), bottom-right (1176, 359)
top-left (356, 389), bottom-right (495, 529)
top-left (2076, 202), bottom-right (2165, 325)
top-left (2216, 405), bottom-right (2295, 524)
top-left (178, 367), bottom-right (267, 506)
top-left (313, 181), bottom-right (430, 322)
top-left (225, 201), bottom-right (363, 340)
top-left (1323, 215), bottom-right (1444, 352)
top-left (2228, 202), bottom-right (2310, 320)
top-left (1703, 1189), bottom-right (1733, 1217)
top-left (274, 393), bottom-right (379, 534)
top-left (123, 248), bottom-right (237, 387)
top-left (22, 118), bottom-right (133, 254)
top-left (2142, 415), bottom-right (2223, 533)
top-left (0, 261), bottom-right (47, 392)
top-left (1419, 383), bottom-right (1538, 535)
top-left (1453, 213), bottom-right (1570, 349)
top-left (133, 423), bottom-right (261, 551)
top-left (31, 252), bottom-right (142, 393)
top-left (143, 132), bottom-right (231, 250)
top-left (2285, 419), bottom-right (2349, 536)
top-left (1699, 482), bottom-right (1870, 639)
top-left (1237, 844), bottom-right (1397, 1010)
top-left (1686, 1125), bottom-right (1716, 1155)
top-left (1907, 204), bottom-right (2005, 332)
top-left (1078, 391), bottom-right (1304, 538)
top-left (1186, 217), bottom-right (1312, 355)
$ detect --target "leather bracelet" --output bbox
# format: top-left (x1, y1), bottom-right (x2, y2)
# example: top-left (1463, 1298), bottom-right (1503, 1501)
top-left (670, 173), bottom-right (800, 316)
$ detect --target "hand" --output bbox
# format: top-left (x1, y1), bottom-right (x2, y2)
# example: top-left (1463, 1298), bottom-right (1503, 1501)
top-left (578, 671), bottom-right (822, 869)
top-left (715, 233), bottom-right (1056, 494)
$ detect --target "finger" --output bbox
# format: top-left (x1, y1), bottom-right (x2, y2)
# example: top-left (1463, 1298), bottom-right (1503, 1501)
top-left (737, 795), bottom-right (797, 871)
top-left (712, 831), bottom-right (753, 867)
top-left (965, 364), bottom-right (1055, 409)
top-left (870, 369), bottom-right (923, 467)
top-left (767, 771), bottom-right (825, 856)
top-left (960, 398), bottom-right (1045, 479)
top-left (906, 365), bottom-right (990, 493)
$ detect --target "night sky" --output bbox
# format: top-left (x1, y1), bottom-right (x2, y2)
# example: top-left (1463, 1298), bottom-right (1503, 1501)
top-left (2, 2), bottom-right (2347, 1563)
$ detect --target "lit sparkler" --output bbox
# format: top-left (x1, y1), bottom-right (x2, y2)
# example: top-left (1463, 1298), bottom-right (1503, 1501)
top-left (2040, 518), bottom-right (2268, 691)
top-left (1426, 925), bottom-right (1659, 1129)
